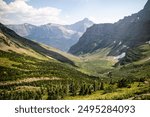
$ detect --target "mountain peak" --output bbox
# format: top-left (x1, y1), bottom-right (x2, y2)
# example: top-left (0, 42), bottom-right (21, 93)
top-left (83, 18), bottom-right (90, 21)
top-left (6, 18), bottom-right (94, 52)
top-left (69, 18), bottom-right (94, 33)
top-left (23, 23), bottom-right (31, 26)
top-left (82, 18), bottom-right (93, 23)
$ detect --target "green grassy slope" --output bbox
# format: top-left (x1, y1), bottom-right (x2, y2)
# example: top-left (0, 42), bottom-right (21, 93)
top-left (0, 23), bottom-right (99, 100)
top-left (76, 48), bottom-right (117, 76)
top-left (0, 23), bottom-right (150, 100)
top-left (65, 44), bottom-right (150, 100)
top-left (112, 44), bottom-right (150, 82)
top-left (0, 45), bottom-right (102, 100)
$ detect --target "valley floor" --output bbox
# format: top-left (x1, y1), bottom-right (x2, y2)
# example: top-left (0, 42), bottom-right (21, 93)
top-left (0, 44), bottom-right (150, 100)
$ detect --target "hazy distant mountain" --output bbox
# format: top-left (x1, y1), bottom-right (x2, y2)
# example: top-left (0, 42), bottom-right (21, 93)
top-left (69, 0), bottom-right (150, 56)
top-left (7, 23), bottom-right (37, 37)
top-left (0, 23), bottom-right (75, 65)
top-left (7, 18), bottom-right (94, 51)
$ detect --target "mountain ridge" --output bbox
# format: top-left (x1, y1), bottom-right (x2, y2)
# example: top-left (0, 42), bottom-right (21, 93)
top-left (69, 0), bottom-right (150, 56)
top-left (7, 18), bottom-right (94, 51)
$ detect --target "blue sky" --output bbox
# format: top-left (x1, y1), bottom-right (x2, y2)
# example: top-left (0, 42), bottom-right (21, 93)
top-left (0, 0), bottom-right (148, 25)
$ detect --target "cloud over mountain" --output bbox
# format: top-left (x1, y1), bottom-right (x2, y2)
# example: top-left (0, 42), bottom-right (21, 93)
top-left (0, 0), bottom-right (62, 25)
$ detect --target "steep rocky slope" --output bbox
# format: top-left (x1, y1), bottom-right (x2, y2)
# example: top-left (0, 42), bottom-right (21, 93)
top-left (69, 0), bottom-right (150, 56)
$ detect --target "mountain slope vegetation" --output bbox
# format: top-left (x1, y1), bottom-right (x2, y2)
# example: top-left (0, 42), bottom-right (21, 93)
top-left (0, 23), bottom-right (99, 100)
top-left (0, 1), bottom-right (150, 100)
top-left (0, 22), bottom-right (150, 100)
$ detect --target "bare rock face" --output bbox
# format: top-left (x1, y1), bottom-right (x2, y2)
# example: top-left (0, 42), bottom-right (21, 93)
top-left (69, 0), bottom-right (150, 56)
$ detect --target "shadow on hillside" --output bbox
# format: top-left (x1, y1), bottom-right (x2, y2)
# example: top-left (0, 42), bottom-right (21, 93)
top-left (0, 23), bottom-right (76, 66)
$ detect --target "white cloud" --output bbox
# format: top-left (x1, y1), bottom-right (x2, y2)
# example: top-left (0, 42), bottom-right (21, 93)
top-left (0, 0), bottom-right (63, 25)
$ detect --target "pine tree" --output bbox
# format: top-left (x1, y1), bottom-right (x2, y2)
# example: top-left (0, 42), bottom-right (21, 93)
top-left (69, 81), bottom-right (78, 96)
top-left (100, 82), bottom-right (104, 90)
top-left (117, 78), bottom-right (128, 88)
top-left (93, 81), bottom-right (98, 91)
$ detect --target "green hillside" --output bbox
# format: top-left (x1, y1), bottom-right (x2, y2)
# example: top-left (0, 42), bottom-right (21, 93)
top-left (0, 50), bottom-right (99, 99)
top-left (75, 47), bottom-right (117, 76)
top-left (0, 23), bottom-right (99, 100)
top-left (65, 44), bottom-right (150, 100)
top-left (0, 22), bottom-right (150, 100)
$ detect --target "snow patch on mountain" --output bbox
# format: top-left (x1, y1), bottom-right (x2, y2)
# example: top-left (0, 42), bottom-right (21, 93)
top-left (118, 41), bottom-right (122, 45)
top-left (146, 41), bottom-right (150, 44)
top-left (114, 52), bottom-right (126, 60)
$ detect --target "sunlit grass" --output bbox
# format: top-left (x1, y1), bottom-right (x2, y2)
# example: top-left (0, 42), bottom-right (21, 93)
top-left (0, 58), bottom-right (20, 68)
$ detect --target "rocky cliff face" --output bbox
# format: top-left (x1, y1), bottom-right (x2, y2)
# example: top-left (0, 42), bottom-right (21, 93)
top-left (69, 0), bottom-right (150, 56)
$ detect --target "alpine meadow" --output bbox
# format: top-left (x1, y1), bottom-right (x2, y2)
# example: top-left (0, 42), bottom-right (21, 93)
top-left (0, 0), bottom-right (150, 100)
